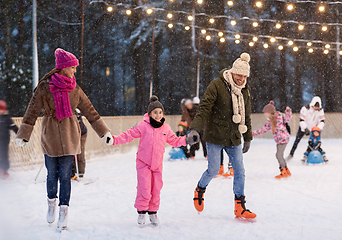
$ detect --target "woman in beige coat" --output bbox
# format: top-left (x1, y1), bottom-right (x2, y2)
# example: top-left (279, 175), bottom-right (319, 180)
top-left (16, 48), bottom-right (113, 231)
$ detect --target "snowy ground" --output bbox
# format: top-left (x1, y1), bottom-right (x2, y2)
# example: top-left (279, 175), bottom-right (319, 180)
top-left (0, 137), bottom-right (341, 240)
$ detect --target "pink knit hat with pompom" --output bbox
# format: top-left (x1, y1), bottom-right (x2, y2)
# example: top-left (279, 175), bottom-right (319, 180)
top-left (263, 101), bottom-right (276, 114)
top-left (55, 48), bottom-right (79, 69)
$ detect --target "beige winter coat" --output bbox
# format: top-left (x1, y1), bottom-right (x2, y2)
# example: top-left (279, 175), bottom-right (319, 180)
top-left (17, 69), bottom-right (110, 157)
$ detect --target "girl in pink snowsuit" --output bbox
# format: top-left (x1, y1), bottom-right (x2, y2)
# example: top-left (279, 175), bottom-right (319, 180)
top-left (112, 96), bottom-right (187, 226)
top-left (252, 101), bottom-right (292, 179)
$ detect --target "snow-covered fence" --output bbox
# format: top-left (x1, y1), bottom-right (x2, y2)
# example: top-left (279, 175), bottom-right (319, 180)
top-left (8, 113), bottom-right (342, 168)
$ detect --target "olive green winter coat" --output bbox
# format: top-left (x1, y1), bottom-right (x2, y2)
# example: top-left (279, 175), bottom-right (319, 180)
top-left (190, 69), bottom-right (253, 147)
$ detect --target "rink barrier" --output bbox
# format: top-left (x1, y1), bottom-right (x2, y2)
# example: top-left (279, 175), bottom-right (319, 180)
top-left (8, 113), bottom-right (342, 168)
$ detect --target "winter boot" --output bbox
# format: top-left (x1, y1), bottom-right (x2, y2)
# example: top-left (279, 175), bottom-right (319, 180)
top-left (234, 195), bottom-right (256, 219)
top-left (3, 170), bottom-right (9, 179)
top-left (322, 154), bottom-right (329, 163)
top-left (301, 155), bottom-right (308, 163)
top-left (275, 167), bottom-right (289, 179)
top-left (193, 185), bottom-right (206, 212)
top-left (217, 165), bottom-right (224, 176)
top-left (285, 167), bottom-right (291, 176)
top-left (137, 211), bottom-right (147, 227)
top-left (148, 212), bottom-right (160, 226)
top-left (57, 205), bottom-right (68, 231)
top-left (46, 198), bottom-right (57, 224)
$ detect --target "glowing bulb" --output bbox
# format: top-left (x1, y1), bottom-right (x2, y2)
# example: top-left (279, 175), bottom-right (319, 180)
top-left (325, 44), bottom-right (330, 49)
top-left (188, 15), bottom-right (193, 21)
top-left (322, 26), bottom-right (328, 31)
top-left (319, 5), bottom-right (325, 12)
top-left (218, 32), bottom-right (224, 37)
top-left (253, 36), bottom-right (258, 42)
top-left (185, 26), bottom-right (190, 31)
top-left (298, 25), bottom-right (304, 30)
top-left (252, 22), bottom-right (258, 27)
top-left (107, 6), bottom-right (113, 12)
top-left (167, 13), bottom-right (173, 19)
top-left (278, 45), bottom-right (284, 50)
top-left (287, 4), bottom-right (294, 11)
top-left (255, 1), bottom-right (262, 8)
top-left (209, 18), bottom-right (215, 24)
top-left (324, 49), bottom-right (329, 54)
top-left (308, 48), bottom-right (314, 53)
top-left (263, 43), bottom-right (269, 49)
top-left (235, 34), bottom-right (240, 39)
top-left (126, 9), bottom-right (132, 15)
top-left (220, 37), bottom-right (226, 43)
top-left (201, 29), bottom-right (206, 34)
top-left (235, 40), bottom-right (240, 44)
top-left (293, 46), bottom-right (299, 52)
top-left (270, 37), bottom-right (276, 43)
top-left (197, 0), bottom-right (203, 4)
top-left (307, 42), bottom-right (312, 47)
top-left (339, 50), bottom-right (342, 55)
top-left (168, 23), bottom-right (173, 28)
top-left (227, 1), bottom-right (233, 6)
top-left (206, 35), bottom-right (211, 41)
top-left (249, 42), bottom-right (254, 47)
top-left (276, 23), bottom-right (281, 29)
top-left (146, 8), bottom-right (153, 14)
top-left (231, 20), bottom-right (237, 26)
top-left (288, 40), bottom-right (294, 46)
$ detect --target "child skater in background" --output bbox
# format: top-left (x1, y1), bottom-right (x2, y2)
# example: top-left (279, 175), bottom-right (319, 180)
top-left (252, 101), bottom-right (292, 179)
top-left (302, 126), bottom-right (328, 163)
top-left (176, 121), bottom-right (191, 159)
top-left (112, 96), bottom-right (198, 227)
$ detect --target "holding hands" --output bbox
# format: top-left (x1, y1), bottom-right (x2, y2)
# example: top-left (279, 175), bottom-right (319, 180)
top-left (103, 132), bottom-right (114, 145)
top-left (186, 129), bottom-right (200, 146)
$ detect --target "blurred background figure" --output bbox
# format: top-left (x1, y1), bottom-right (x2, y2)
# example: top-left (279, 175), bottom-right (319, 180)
top-left (71, 108), bottom-right (88, 180)
top-left (176, 121), bottom-right (190, 159)
top-left (193, 97), bottom-right (207, 158)
top-left (0, 100), bottom-right (18, 179)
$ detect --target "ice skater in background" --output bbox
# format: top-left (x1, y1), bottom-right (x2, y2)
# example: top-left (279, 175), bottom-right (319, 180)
top-left (111, 96), bottom-right (198, 227)
top-left (302, 126), bottom-right (328, 163)
top-left (0, 100), bottom-right (18, 179)
top-left (286, 96), bottom-right (325, 160)
top-left (253, 101), bottom-right (292, 179)
top-left (175, 121), bottom-right (191, 159)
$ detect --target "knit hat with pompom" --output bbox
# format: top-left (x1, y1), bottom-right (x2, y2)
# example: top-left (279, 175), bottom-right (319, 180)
top-left (148, 95), bottom-right (164, 113)
top-left (230, 53), bottom-right (251, 77)
top-left (263, 101), bottom-right (276, 114)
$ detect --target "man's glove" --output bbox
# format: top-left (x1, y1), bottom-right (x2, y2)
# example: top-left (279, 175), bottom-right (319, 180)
top-left (304, 128), bottom-right (310, 136)
top-left (15, 138), bottom-right (27, 147)
top-left (242, 141), bottom-right (251, 153)
top-left (103, 132), bottom-right (114, 145)
top-left (186, 129), bottom-right (200, 146)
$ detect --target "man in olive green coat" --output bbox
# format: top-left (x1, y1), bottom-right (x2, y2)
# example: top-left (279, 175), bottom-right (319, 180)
top-left (187, 53), bottom-right (256, 219)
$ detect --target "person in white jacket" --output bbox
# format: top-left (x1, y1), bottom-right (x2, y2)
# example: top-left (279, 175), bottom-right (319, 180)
top-left (286, 96), bottom-right (325, 160)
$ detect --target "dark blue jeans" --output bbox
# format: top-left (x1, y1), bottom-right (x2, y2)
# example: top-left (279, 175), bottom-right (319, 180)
top-left (45, 155), bottom-right (74, 206)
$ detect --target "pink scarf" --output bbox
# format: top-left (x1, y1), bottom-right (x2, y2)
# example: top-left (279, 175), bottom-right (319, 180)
top-left (49, 73), bottom-right (76, 120)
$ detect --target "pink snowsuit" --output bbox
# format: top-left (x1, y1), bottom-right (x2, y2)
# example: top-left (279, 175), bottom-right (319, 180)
top-left (252, 109), bottom-right (292, 144)
top-left (112, 113), bottom-right (186, 212)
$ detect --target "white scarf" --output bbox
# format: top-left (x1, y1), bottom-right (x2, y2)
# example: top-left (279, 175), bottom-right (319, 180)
top-left (223, 70), bottom-right (248, 134)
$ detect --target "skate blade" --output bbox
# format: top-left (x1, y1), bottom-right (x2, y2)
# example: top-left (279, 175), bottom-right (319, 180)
top-left (56, 226), bottom-right (67, 232)
top-left (235, 216), bottom-right (257, 223)
top-left (138, 223), bottom-right (146, 228)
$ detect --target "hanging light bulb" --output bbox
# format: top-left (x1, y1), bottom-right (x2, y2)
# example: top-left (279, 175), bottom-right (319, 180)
top-left (231, 20), bottom-right (237, 26)
top-left (206, 35), bottom-right (211, 41)
top-left (235, 34), bottom-right (240, 39)
top-left (253, 36), bottom-right (258, 42)
top-left (322, 26), bottom-right (328, 31)
top-left (227, 1), bottom-right (233, 6)
top-left (197, 0), bottom-right (203, 4)
top-left (107, 6), bottom-right (113, 12)
top-left (270, 37), bottom-right (276, 43)
top-left (126, 9), bottom-right (132, 15)
top-left (308, 48), bottom-right (314, 53)
top-left (293, 46), bottom-right (299, 52)
top-left (324, 49), bottom-right (329, 54)
top-left (249, 42), bottom-right (254, 47)
top-left (146, 8), bottom-right (153, 14)
top-left (287, 4), bottom-right (294, 11)
top-left (275, 23), bottom-right (282, 29)
top-left (168, 23), bottom-right (173, 28)
top-left (307, 42), bottom-right (312, 47)
top-left (185, 26), bottom-right (190, 31)
top-left (255, 1), bottom-right (262, 8)
top-left (319, 5), bottom-right (325, 12)
top-left (218, 32), bottom-right (224, 37)
top-left (167, 13), bottom-right (173, 19)
top-left (339, 50), bottom-right (342, 55)
top-left (252, 22), bottom-right (258, 27)
top-left (201, 29), bottom-right (206, 34)
top-left (263, 43), bottom-right (269, 49)
top-left (278, 45), bottom-right (284, 50)
top-left (188, 15), bottom-right (193, 21)
top-left (235, 39), bottom-right (240, 44)
top-left (220, 37), bottom-right (226, 43)
top-left (209, 18), bottom-right (215, 24)
top-left (325, 44), bottom-right (330, 49)
top-left (298, 24), bottom-right (304, 30)
top-left (288, 40), bottom-right (294, 46)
